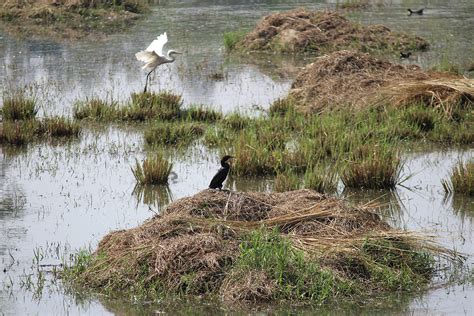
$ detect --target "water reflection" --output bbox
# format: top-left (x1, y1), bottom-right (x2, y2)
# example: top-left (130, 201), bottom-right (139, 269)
top-left (132, 184), bottom-right (174, 211)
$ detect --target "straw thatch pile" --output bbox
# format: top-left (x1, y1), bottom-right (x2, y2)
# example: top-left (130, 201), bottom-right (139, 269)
top-left (285, 50), bottom-right (473, 113)
top-left (235, 8), bottom-right (428, 54)
top-left (69, 189), bottom-right (453, 304)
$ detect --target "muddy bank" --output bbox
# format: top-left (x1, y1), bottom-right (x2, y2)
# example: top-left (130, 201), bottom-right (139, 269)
top-left (233, 8), bottom-right (428, 54)
top-left (0, 0), bottom-right (146, 40)
top-left (63, 189), bottom-right (451, 304)
top-left (283, 50), bottom-right (473, 113)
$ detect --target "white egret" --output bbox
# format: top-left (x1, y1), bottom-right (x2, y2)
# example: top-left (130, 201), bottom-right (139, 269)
top-left (135, 32), bottom-right (182, 93)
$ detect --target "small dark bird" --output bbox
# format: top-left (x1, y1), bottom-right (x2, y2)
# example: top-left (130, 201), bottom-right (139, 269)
top-left (408, 8), bottom-right (424, 15)
top-left (400, 51), bottom-right (412, 59)
top-left (209, 155), bottom-right (234, 190)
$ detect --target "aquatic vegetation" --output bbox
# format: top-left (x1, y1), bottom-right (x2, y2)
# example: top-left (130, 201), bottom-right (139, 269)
top-left (73, 97), bottom-right (118, 121)
top-left (223, 31), bottom-right (246, 51)
top-left (73, 91), bottom-right (184, 122)
top-left (183, 105), bottom-right (223, 122)
top-left (132, 153), bottom-right (173, 185)
top-left (1, 89), bottom-right (37, 121)
top-left (336, 0), bottom-right (369, 10)
top-left (144, 122), bottom-right (205, 146)
top-left (223, 112), bottom-right (251, 130)
top-left (341, 144), bottom-right (403, 189)
top-left (61, 190), bottom-right (449, 303)
top-left (442, 161), bottom-right (474, 196)
top-left (0, 121), bottom-right (33, 146)
top-left (124, 91), bottom-right (183, 121)
top-left (274, 170), bottom-right (300, 192)
top-left (41, 117), bottom-right (81, 138)
top-left (0, 117), bottom-right (80, 146)
top-left (304, 164), bottom-right (339, 194)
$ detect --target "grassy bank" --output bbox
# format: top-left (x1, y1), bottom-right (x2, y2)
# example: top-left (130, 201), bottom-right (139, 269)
top-left (0, 0), bottom-right (148, 40)
top-left (61, 190), bottom-right (452, 304)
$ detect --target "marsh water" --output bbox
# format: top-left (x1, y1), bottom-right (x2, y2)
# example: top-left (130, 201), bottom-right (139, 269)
top-left (1, 0), bottom-right (474, 315)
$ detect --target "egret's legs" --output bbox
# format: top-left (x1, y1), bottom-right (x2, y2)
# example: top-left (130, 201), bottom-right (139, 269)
top-left (144, 69), bottom-right (154, 93)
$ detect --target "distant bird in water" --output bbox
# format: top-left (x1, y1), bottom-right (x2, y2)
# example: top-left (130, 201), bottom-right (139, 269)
top-left (209, 155), bottom-right (234, 190)
top-left (408, 8), bottom-right (424, 15)
top-left (135, 32), bottom-right (182, 93)
top-left (400, 51), bottom-right (412, 59)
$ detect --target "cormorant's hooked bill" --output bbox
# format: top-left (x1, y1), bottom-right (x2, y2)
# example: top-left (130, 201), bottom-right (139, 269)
top-left (209, 155), bottom-right (234, 190)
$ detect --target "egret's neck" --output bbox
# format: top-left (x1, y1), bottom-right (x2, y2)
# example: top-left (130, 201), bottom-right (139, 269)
top-left (166, 51), bottom-right (176, 63)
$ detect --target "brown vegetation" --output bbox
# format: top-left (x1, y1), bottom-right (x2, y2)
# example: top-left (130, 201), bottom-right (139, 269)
top-left (285, 50), bottom-right (473, 113)
top-left (0, 0), bottom-right (145, 40)
top-left (69, 189), bottom-right (453, 303)
top-left (235, 8), bottom-right (428, 54)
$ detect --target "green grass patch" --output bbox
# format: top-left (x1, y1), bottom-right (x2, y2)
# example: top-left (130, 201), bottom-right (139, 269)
top-left (274, 170), bottom-right (300, 192)
top-left (132, 153), bottom-right (173, 185)
top-left (144, 122), bottom-right (205, 146)
top-left (1, 89), bottom-right (38, 121)
top-left (41, 116), bottom-right (81, 138)
top-left (73, 97), bottom-right (118, 121)
top-left (183, 105), bottom-right (223, 122)
top-left (304, 163), bottom-right (339, 193)
top-left (442, 160), bottom-right (474, 196)
top-left (222, 229), bottom-right (354, 303)
top-left (341, 143), bottom-right (403, 189)
top-left (223, 31), bottom-right (247, 52)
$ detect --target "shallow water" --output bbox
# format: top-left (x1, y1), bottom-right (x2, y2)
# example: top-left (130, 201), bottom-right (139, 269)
top-left (1, 0), bottom-right (474, 315)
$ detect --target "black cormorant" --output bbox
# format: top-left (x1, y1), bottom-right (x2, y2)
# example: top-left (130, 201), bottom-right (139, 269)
top-left (408, 8), bottom-right (424, 15)
top-left (209, 155), bottom-right (234, 190)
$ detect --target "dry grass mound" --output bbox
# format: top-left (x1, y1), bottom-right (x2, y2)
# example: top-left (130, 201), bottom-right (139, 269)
top-left (0, 0), bottom-right (145, 40)
top-left (286, 50), bottom-right (472, 113)
top-left (65, 189), bottom-right (455, 304)
top-left (235, 8), bottom-right (428, 54)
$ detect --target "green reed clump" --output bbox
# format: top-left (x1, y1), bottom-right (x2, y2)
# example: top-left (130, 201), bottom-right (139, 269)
top-left (341, 143), bottom-right (403, 189)
top-left (304, 164), bottom-right (339, 194)
top-left (442, 161), bottom-right (474, 196)
top-left (223, 112), bottom-right (251, 130)
top-left (132, 153), bottom-right (173, 185)
top-left (232, 131), bottom-right (275, 176)
top-left (41, 117), bottom-right (81, 138)
top-left (0, 121), bottom-right (34, 146)
top-left (144, 122), bottom-right (205, 146)
top-left (184, 105), bottom-right (223, 122)
top-left (274, 170), bottom-right (300, 192)
top-left (224, 229), bottom-right (354, 303)
top-left (223, 31), bottom-right (246, 51)
top-left (125, 91), bottom-right (183, 121)
top-left (1, 90), bottom-right (37, 121)
top-left (73, 97), bottom-right (118, 121)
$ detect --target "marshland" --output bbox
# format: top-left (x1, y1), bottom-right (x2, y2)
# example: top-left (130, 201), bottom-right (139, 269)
top-left (1, 0), bottom-right (474, 315)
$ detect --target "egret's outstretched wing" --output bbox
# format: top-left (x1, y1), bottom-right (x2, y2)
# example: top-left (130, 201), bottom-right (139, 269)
top-left (145, 32), bottom-right (167, 57)
top-left (135, 51), bottom-right (159, 70)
